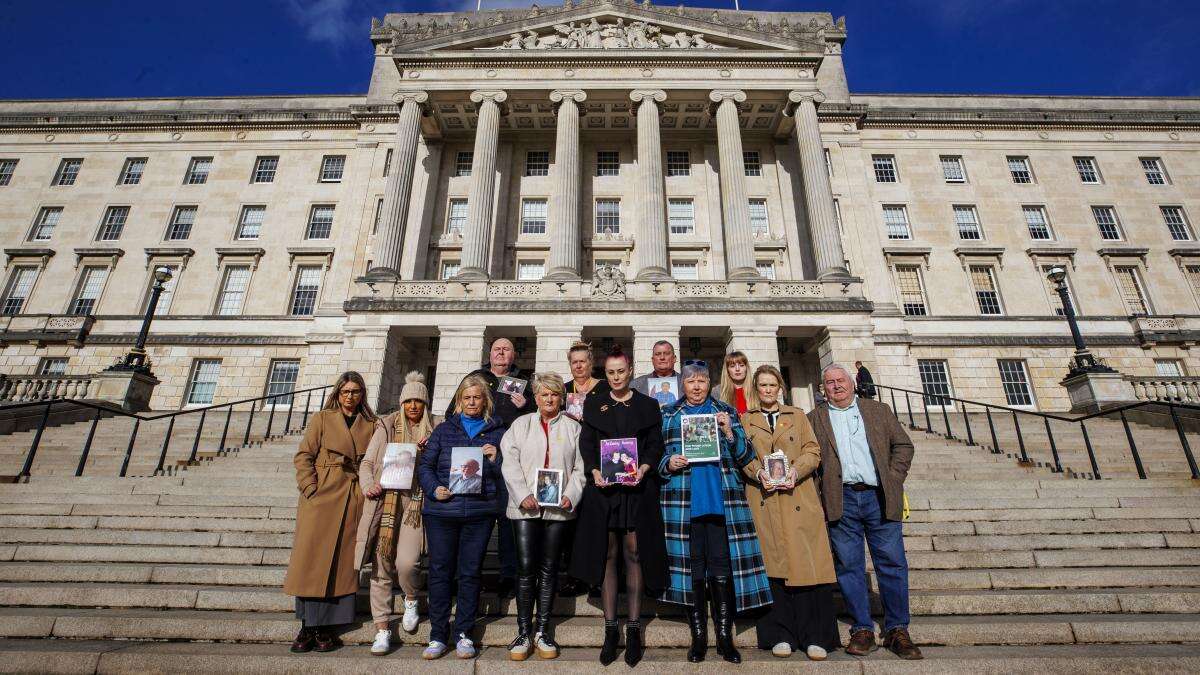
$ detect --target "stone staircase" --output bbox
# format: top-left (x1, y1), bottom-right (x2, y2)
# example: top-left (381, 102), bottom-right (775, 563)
top-left (0, 407), bottom-right (1195, 672)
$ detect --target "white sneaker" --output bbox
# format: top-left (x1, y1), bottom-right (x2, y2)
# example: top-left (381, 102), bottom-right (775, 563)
top-left (455, 635), bottom-right (476, 659)
top-left (535, 633), bottom-right (559, 660)
top-left (806, 644), bottom-right (828, 661)
top-left (772, 642), bottom-right (793, 658)
top-left (401, 598), bottom-right (420, 633)
top-left (422, 640), bottom-right (447, 660)
top-left (370, 629), bottom-right (391, 655)
top-left (508, 634), bottom-right (531, 661)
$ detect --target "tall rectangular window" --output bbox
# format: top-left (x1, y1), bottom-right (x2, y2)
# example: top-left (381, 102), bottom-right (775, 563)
top-left (97, 206), bottom-right (129, 241)
top-left (668, 198), bottom-right (695, 235)
top-left (237, 205), bottom-right (265, 240)
top-left (165, 205), bottom-right (197, 241)
top-left (1155, 359), bottom-right (1184, 377)
top-left (671, 260), bottom-right (698, 280)
top-left (1, 266), bottom-right (38, 315)
top-left (1141, 157), bottom-right (1167, 185)
top-left (953, 205), bottom-right (982, 240)
top-left (440, 259), bottom-right (461, 280)
top-left (1114, 266), bottom-right (1150, 316)
top-left (1161, 206), bottom-right (1192, 241)
top-left (940, 155), bottom-right (966, 183)
top-left (666, 151), bottom-right (690, 176)
top-left (917, 360), bottom-right (953, 406)
top-left (969, 265), bottom-right (1003, 315)
top-left (215, 266), bottom-right (251, 315)
top-left (1074, 156), bottom-right (1101, 184)
top-left (743, 151), bottom-right (762, 177)
top-left (372, 197), bottom-right (384, 234)
top-left (306, 205), bottom-right (335, 239)
top-left (1092, 206), bottom-right (1122, 240)
top-left (454, 151), bottom-right (473, 177)
top-left (0, 159), bottom-right (17, 186)
top-left (823, 148), bottom-right (833, 177)
top-left (997, 360), bottom-right (1034, 406)
top-left (1186, 264), bottom-right (1200, 303)
top-left (1023, 206), bottom-right (1053, 240)
top-left (756, 260), bottom-right (776, 279)
top-left (595, 199), bottom-right (620, 234)
top-left (1042, 265), bottom-right (1077, 316)
top-left (517, 261), bottom-right (545, 281)
top-left (1007, 156), bottom-right (1032, 184)
top-left (446, 198), bottom-right (467, 234)
top-left (895, 265), bottom-right (927, 316)
top-left (147, 265), bottom-right (178, 315)
top-left (382, 148), bottom-right (393, 177)
top-left (30, 207), bottom-right (62, 241)
top-left (184, 157), bottom-right (212, 184)
top-left (319, 155), bottom-right (345, 182)
top-left (70, 266), bottom-right (108, 315)
top-left (53, 158), bottom-right (82, 186)
top-left (265, 360), bottom-right (301, 405)
top-left (872, 155), bottom-right (897, 182)
top-left (596, 151), bottom-right (620, 176)
top-left (520, 198), bottom-right (548, 235)
top-left (525, 151), bottom-right (550, 177)
top-left (119, 157), bottom-right (146, 185)
top-left (882, 205), bottom-right (911, 240)
top-left (289, 265), bottom-right (322, 316)
top-left (749, 198), bottom-right (770, 236)
top-left (252, 156), bottom-right (278, 183)
top-left (38, 358), bottom-right (68, 376)
top-left (185, 359), bottom-right (221, 405)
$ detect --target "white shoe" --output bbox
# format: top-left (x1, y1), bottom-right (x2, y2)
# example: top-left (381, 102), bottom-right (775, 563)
top-left (508, 634), bottom-right (532, 661)
top-left (370, 629), bottom-right (391, 655)
top-left (401, 598), bottom-right (420, 633)
top-left (806, 644), bottom-right (828, 661)
top-left (535, 633), bottom-right (559, 660)
top-left (422, 640), bottom-right (447, 660)
top-left (772, 642), bottom-right (793, 658)
top-left (455, 635), bottom-right (476, 659)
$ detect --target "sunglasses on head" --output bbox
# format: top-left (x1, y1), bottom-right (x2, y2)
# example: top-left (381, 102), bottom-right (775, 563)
top-left (683, 359), bottom-right (708, 368)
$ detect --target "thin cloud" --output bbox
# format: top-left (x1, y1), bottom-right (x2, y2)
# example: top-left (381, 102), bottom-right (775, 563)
top-left (284, 0), bottom-right (362, 47)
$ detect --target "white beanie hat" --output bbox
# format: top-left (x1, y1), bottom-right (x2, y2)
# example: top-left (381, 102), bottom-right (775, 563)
top-left (399, 371), bottom-right (428, 404)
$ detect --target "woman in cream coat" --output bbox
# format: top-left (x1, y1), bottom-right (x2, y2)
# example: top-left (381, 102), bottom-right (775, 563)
top-left (500, 372), bottom-right (586, 661)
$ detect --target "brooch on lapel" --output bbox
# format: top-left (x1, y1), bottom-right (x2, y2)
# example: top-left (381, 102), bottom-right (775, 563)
top-left (600, 404), bottom-right (610, 412)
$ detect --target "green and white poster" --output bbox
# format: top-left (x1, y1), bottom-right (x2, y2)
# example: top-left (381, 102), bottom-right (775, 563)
top-left (681, 414), bottom-right (720, 463)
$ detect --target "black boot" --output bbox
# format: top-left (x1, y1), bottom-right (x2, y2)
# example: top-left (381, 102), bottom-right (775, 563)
top-left (509, 575), bottom-right (536, 661)
top-left (686, 577), bottom-right (708, 663)
top-left (710, 577), bottom-right (741, 664)
top-left (599, 621), bottom-right (620, 665)
top-left (624, 622), bottom-right (644, 667)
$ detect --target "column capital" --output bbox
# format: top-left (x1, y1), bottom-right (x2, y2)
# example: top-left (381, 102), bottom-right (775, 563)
top-left (629, 89), bottom-right (667, 104)
top-left (391, 90), bottom-right (429, 105)
top-left (708, 89), bottom-right (747, 105)
top-left (784, 89), bottom-right (827, 116)
top-left (470, 89), bottom-right (509, 114)
top-left (550, 89), bottom-right (587, 104)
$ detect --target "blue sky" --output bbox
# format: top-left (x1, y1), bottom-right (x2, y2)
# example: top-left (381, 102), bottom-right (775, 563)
top-left (1, 0), bottom-right (1196, 100)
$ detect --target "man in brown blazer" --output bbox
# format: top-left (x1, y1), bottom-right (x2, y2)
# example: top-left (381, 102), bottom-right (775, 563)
top-left (808, 363), bottom-right (922, 660)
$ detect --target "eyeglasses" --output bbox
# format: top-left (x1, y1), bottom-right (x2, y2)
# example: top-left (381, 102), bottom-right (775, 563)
top-left (339, 388), bottom-right (364, 397)
top-left (683, 359), bottom-right (708, 368)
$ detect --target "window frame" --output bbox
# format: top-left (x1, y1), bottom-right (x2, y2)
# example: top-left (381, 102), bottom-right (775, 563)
top-left (1092, 205), bottom-right (1123, 241)
top-left (1161, 206), bottom-right (1193, 242)
top-left (1006, 155), bottom-right (1034, 184)
top-left (236, 205), bottom-right (266, 240)
top-left (917, 359), bottom-right (954, 408)
top-left (755, 259), bottom-right (776, 280)
top-left (894, 264), bottom-right (928, 316)
top-left (596, 151), bottom-right (620, 177)
top-left (0, 159), bottom-right (17, 186)
top-left (213, 264), bottom-right (253, 316)
top-left (1023, 205), bottom-right (1054, 241)
top-left (183, 156), bottom-right (212, 185)
top-left (164, 205), bottom-right (198, 241)
top-left (670, 259), bottom-right (699, 281)
top-left (1, 265), bottom-right (40, 316)
top-left (872, 154), bottom-right (898, 183)
top-left (67, 265), bottom-right (111, 316)
top-left (519, 197), bottom-right (548, 235)
top-left (144, 264), bottom-right (180, 316)
top-left (668, 197), bottom-right (695, 235)
top-left (997, 359), bottom-right (1036, 408)
top-left (516, 259), bottom-right (546, 281)
top-left (318, 155), bottom-right (346, 183)
top-left (184, 359), bottom-right (222, 407)
top-left (454, 151), bottom-right (473, 177)
top-left (968, 264), bottom-right (1004, 316)
top-left (288, 264), bottom-right (323, 316)
top-left (37, 357), bottom-right (69, 376)
top-left (594, 198), bottom-right (621, 235)
top-left (882, 204), bottom-right (912, 240)
top-left (1073, 156), bottom-right (1102, 184)
top-left (251, 156), bottom-right (279, 184)
top-left (305, 204), bottom-right (336, 240)
top-left (264, 359), bottom-right (302, 407)
top-left (445, 198), bottom-right (468, 235)
top-left (1112, 264), bottom-right (1152, 317)
top-left (52, 158), bottom-right (83, 186)
top-left (1041, 264), bottom-right (1079, 316)
top-left (29, 206), bottom-right (63, 242)
top-left (939, 155), bottom-right (967, 183)
top-left (743, 150), bottom-right (762, 177)
top-left (118, 157), bottom-right (147, 186)
top-left (96, 205), bottom-right (130, 242)
top-left (1140, 157), bottom-right (1168, 185)
top-left (440, 259), bottom-right (461, 280)
top-left (953, 204), bottom-right (983, 241)
top-left (665, 150), bottom-right (690, 177)
top-left (748, 198), bottom-right (770, 237)
top-left (524, 150), bottom-right (550, 177)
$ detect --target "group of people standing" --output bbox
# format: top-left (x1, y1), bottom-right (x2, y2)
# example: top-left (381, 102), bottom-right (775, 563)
top-left (282, 337), bottom-right (923, 664)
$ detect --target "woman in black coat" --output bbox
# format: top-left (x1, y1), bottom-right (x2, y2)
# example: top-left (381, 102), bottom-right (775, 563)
top-left (570, 345), bottom-right (668, 667)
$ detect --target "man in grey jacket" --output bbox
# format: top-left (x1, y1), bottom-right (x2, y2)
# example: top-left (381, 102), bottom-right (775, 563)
top-left (629, 340), bottom-right (682, 407)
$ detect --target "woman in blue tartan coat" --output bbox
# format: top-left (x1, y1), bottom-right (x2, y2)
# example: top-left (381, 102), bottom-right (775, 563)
top-left (658, 360), bottom-right (772, 664)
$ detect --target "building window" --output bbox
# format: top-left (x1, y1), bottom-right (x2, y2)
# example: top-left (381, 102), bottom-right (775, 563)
top-left (1092, 206), bottom-right (1122, 240)
top-left (382, 148), bottom-right (393, 177)
top-left (165, 205), bottom-right (197, 241)
top-left (756, 260), bottom-right (776, 279)
top-left (97, 206), bottom-right (129, 241)
top-left (1074, 156), bottom-right (1101, 184)
top-left (1114, 265), bottom-right (1150, 316)
top-left (265, 360), bottom-right (301, 405)
top-left (882, 205), bottom-right (911, 240)
top-left (1023, 206), bottom-right (1053, 240)
top-left (289, 265), bottom-right (322, 316)
top-left (37, 358), bottom-right (68, 376)
top-left (517, 260), bottom-right (545, 281)
top-left (319, 155), bottom-right (345, 182)
top-left (184, 157), bottom-right (212, 185)
top-left (306, 205), bottom-right (335, 239)
top-left (53, 158), bottom-right (82, 186)
top-left (69, 266), bottom-right (109, 316)
top-left (440, 260), bottom-right (461, 280)
top-left (998, 360), bottom-right (1034, 406)
top-left (872, 155), bottom-right (897, 183)
top-left (1155, 359), bottom-right (1184, 377)
top-left (969, 265), bottom-right (1003, 315)
top-left (237, 205), bottom-right (265, 240)
top-left (671, 260), bottom-right (699, 280)
top-left (1007, 156), bottom-right (1033, 184)
top-left (147, 265), bottom-right (178, 315)
top-left (119, 158), bottom-right (146, 185)
top-left (520, 198), bottom-right (548, 235)
top-left (1, 266), bottom-right (38, 315)
top-left (1141, 157), bottom-right (1167, 185)
top-left (1042, 265), bottom-right (1077, 316)
top-left (372, 198), bottom-right (384, 234)
top-left (525, 151), bottom-right (550, 177)
top-left (1187, 265), bottom-right (1200, 304)
top-left (940, 155), bottom-right (966, 183)
top-left (595, 199), bottom-right (620, 234)
top-left (215, 265), bottom-right (251, 315)
top-left (668, 198), bottom-right (694, 235)
top-left (30, 207), bottom-right (62, 241)
top-left (666, 151), bottom-right (690, 177)
top-left (252, 156), bottom-right (278, 183)
top-left (953, 205), bottom-right (982, 240)
top-left (917, 359), bottom-right (953, 406)
top-left (454, 151), bottom-right (473, 177)
top-left (446, 198), bottom-right (467, 234)
top-left (749, 198), bottom-right (769, 237)
top-left (0, 159), bottom-right (16, 186)
top-left (743, 151), bottom-right (762, 177)
top-left (1161, 206), bottom-right (1193, 241)
top-left (895, 265), bottom-right (927, 316)
top-left (185, 359), bottom-right (221, 406)
top-left (823, 148), bottom-right (832, 177)
top-left (596, 151), bottom-right (620, 176)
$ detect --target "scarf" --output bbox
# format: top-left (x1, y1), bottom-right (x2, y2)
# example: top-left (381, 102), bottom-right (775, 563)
top-left (377, 410), bottom-right (433, 560)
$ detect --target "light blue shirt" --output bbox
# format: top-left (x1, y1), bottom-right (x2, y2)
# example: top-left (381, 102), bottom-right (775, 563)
top-left (828, 396), bottom-right (878, 486)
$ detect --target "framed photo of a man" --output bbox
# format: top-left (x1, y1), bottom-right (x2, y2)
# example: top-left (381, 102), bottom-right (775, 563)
top-left (449, 446), bottom-right (484, 494)
top-left (379, 442), bottom-right (417, 490)
top-left (764, 450), bottom-right (791, 489)
top-left (536, 468), bottom-right (563, 507)
top-left (498, 376), bottom-right (527, 396)
top-left (648, 376), bottom-right (678, 408)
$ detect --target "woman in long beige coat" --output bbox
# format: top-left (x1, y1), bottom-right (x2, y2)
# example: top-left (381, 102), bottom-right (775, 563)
top-left (283, 371), bottom-right (377, 654)
top-left (356, 371), bottom-right (435, 655)
top-left (741, 365), bottom-right (839, 661)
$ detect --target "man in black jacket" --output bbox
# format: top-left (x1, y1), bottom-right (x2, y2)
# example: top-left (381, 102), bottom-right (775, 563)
top-left (855, 361), bottom-right (876, 400)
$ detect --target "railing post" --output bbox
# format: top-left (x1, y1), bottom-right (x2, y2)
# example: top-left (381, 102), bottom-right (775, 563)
top-left (186, 409), bottom-right (208, 465)
top-left (265, 396), bottom-right (277, 440)
top-left (154, 417), bottom-right (176, 476)
top-left (1012, 410), bottom-right (1031, 465)
top-left (284, 395), bottom-right (295, 435)
top-left (922, 396), bottom-right (933, 432)
top-left (119, 418), bottom-right (140, 478)
top-left (904, 391), bottom-right (916, 429)
top-left (18, 401), bottom-right (54, 479)
top-left (242, 400), bottom-right (257, 447)
top-left (940, 396), bottom-right (954, 439)
top-left (218, 405), bottom-right (233, 454)
top-left (986, 407), bottom-right (1000, 454)
top-left (889, 388), bottom-right (898, 420)
top-left (1119, 410), bottom-right (1147, 479)
top-left (1167, 403), bottom-right (1200, 480)
top-left (1043, 417), bottom-right (1063, 473)
top-left (961, 402), bottom-right (975, 446)
top-left (74, 407), bottom-right (104, 477)
top-left (1079, 420), bottom-right (1101, 480)
top-left (302, 389), bottom-right (314, 429)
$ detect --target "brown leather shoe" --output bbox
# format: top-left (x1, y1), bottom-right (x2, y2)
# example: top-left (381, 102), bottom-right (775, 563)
top-left (845, 629), bottom-right (877, 656)
top-left (313, 629), bottom-right (343, 653)
top-left (882, 627), bottom-right (923, 660)
top-left (289, 628), bottom-right (315, 653)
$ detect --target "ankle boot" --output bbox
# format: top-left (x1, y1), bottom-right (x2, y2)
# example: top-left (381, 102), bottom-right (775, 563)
top-left (624, 623), bottom-right (644, 667)
top-left (599, 622), bottom-right (620, 665)
top-left (710, 577), bottom-right (741, 664)
top-left (686, 577), bottom-right (708, 663)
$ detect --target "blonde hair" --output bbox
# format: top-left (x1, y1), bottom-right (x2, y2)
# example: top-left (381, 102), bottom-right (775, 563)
top-left (718, 351), bottom-right (759, 411)
top-left (322, 371), bottom-right (378, 422)
top-left (751, 364), bottom-right (787, 408)
top-left (453, 374), bottom-right (494, 421)
top-left (532, 372), bottom-right (565, 397)
top-left (567, 341), bottom-right (593, 361)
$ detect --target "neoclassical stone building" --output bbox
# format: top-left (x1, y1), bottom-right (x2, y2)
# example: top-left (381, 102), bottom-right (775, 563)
top-left (0, 2), bottom-right (1197, 413)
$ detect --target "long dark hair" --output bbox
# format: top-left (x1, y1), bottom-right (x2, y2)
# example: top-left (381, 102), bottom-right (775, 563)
top-left (322, 371), bottom-right (377, 422)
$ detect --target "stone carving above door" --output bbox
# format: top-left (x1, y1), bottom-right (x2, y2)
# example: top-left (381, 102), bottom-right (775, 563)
top-left (493, 19), bottom-right (721, 50)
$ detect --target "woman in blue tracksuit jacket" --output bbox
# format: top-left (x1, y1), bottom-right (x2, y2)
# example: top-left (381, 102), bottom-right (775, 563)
top-left (418, 374), bottom-right (506, 660)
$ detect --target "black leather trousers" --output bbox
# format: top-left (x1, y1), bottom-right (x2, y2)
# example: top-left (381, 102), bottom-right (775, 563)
top-left (512, 518), bottom-right (570, 638)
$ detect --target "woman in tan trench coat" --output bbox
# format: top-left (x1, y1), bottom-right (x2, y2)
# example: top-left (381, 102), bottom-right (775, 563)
top-left (741, 365), bottom-right (840, 661)
top-left (283, 371), bottom-right (377, 654)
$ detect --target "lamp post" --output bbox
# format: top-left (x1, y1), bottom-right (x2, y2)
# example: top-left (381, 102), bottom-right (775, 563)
top-left (1047, 265), bottom-right (1112, 376)
top-left (119, 266), bottom-right (173, 373)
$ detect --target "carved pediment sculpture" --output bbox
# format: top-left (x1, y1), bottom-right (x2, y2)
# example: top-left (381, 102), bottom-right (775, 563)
top-left (592, 265), bottom-right (626, 299)
top-left (493, 18), bottom-right (722, 50)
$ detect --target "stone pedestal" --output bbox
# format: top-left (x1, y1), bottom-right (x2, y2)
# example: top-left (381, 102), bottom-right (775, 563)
top-left (1061, 371), bottom-right (1136, 413)
top-left (94, 369), bottom-right (160, 412)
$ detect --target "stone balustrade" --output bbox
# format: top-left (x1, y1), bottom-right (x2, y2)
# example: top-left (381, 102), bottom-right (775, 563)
top-left (0, 374), bottom-right (95, 402)
top-left (354, 277), bottom-right (854, 303)
top-left (1128, 376), bottom-right (1200, 404)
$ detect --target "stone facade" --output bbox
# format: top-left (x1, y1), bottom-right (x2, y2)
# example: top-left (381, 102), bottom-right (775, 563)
top-left (0, 2), bottom-right (1197, 416)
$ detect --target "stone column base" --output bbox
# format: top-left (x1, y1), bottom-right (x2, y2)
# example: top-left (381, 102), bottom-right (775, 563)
top-left (94, 369), bottom-right (160, 413)
top-left (1061, 371), bottom-right (1135, 414)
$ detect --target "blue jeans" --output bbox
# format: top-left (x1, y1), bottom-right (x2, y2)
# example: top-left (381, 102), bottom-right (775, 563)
top-left (425, 513), bottom-right (495, 644)
top-left (827, 485), bottom-right (910, 633)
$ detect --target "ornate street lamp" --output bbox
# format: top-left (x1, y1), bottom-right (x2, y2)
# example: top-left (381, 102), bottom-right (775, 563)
top-left (115, 266), bottom-right (173, 373)
top-left (1047, 265), bottom-right (1113, 376)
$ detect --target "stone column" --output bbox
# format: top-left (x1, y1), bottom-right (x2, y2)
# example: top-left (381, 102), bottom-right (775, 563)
top-left (633, 325), bottom-right (681, 379)
top-left (630, 90), bottom-right (670, 280)
top-left (456, 90), bottom-right (507, 281)
top-left (726, 325), bottom-right (781, 372)
top-left (432, 326), bottom-right (487, 411)
top-left (546, 90), bottom-right (587, 280)
top-left (535, 327), bottom-right (584, 376)
top-left (370, 90), bottom-right (427, 275)
top-left (709, 90), bottom-right (760, 280)
top-left (787, 89), bottom-right (848, 279)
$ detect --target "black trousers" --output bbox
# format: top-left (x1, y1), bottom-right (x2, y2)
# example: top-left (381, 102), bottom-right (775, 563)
top-left (689, 515), bottom-right (731, 581)
top-left (513, 518), bottom-right (570, 581)
top-left (755, 579), bottom-right (840, 651)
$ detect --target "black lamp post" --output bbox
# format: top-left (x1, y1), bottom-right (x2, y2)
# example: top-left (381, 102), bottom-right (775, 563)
top-left (1047, 265), bottom-right (1113, 376)
top-left (115, 266), bottom-right (173, 373)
